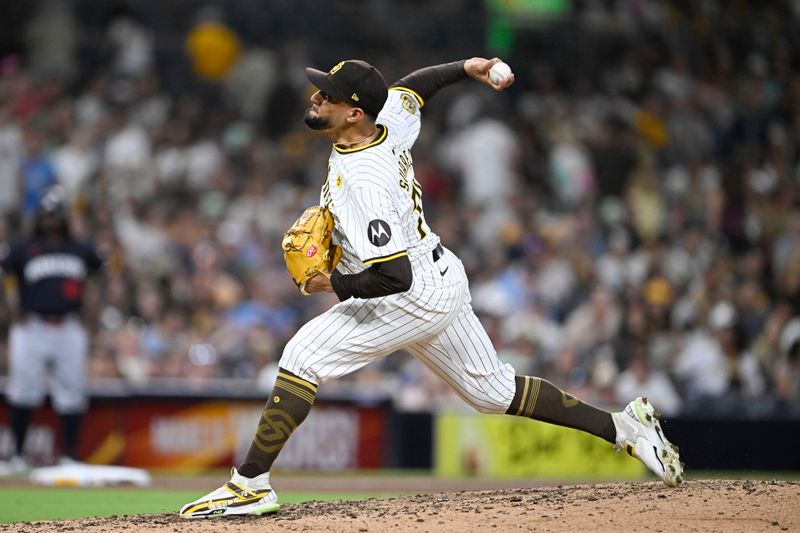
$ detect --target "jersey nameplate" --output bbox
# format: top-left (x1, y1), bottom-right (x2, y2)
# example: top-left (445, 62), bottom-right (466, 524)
top-left (24, 254), bottom-right (87, 283)
top-left (397, 148), bottom-right (428, 240)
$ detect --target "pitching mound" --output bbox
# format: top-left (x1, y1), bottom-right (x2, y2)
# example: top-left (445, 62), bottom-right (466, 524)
top-left (3, 479), bottom-right (798, 532)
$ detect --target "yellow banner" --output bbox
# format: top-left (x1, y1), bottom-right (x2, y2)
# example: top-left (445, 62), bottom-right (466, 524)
top-left (435, 412), bottom-right (645, 479)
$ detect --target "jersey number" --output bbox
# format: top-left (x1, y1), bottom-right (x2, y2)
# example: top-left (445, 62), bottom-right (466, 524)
top-left (410, 180), bottom-right (428, 240)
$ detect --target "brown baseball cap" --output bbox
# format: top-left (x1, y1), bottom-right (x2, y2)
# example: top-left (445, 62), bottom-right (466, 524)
top-left (306, 60), bottom-right (388, 118)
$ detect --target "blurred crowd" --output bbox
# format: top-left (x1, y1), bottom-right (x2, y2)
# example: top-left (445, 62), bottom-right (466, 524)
top-left (1, 0), bottom-right (800, 417)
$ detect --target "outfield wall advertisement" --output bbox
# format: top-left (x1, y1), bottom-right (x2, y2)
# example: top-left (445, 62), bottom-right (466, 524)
top-left (434, 412), bottom-right (646, 479)
top-left (0, 398), bottom-right (386, 471)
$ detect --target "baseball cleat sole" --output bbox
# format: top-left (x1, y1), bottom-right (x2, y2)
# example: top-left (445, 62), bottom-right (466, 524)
top-left (180, 501), bottom-right (280, 519)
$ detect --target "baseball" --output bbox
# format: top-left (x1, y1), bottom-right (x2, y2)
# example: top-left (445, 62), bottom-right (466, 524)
top-left (489, 62), bottom-right (512, 85)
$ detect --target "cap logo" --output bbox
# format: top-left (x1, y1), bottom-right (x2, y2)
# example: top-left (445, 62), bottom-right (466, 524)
top-left (351, 93), bottom-right (359, 102)
top-left (330, 61), bottom-right (345, 74)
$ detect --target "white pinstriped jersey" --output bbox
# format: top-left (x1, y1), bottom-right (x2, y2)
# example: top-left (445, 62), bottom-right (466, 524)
top-left (320, 88), bottom-right (439, 275)
top-left (281, 81), bottom-right (516, 413)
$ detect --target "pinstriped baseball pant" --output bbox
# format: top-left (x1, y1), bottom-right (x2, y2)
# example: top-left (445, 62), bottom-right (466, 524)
top-left (280, 247), bottom-right (516, 413)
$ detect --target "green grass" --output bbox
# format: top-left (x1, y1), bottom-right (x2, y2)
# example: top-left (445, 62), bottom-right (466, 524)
top-left (0, 488), bottom-right (393, 524)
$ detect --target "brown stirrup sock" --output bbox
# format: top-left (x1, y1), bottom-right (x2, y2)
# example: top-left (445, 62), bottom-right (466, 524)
top-left (506, 376), bottom-right (616, 443)
top-left (237, 369), bottom-right (317, 478)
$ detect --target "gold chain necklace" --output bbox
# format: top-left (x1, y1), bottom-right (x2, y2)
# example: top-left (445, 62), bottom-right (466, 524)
top-left (338, 127), bottom-right (378, 149)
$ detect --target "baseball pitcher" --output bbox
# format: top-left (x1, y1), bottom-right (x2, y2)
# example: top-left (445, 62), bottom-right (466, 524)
top-left (180, 58), bottom-right (683, 518)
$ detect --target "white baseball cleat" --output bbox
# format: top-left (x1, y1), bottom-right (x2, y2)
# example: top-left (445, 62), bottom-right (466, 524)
top-left (612, 397), bottom-right (684, 487)
top-left (179, 468), bottom-right (280, 518)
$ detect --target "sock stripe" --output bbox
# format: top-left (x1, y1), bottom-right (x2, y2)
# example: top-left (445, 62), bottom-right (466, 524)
top-left (523, 377), bottom-right (534, 417)
top-left (522, 377), bottom-right (535, 417)
top-left (274, 380), bottom-right (316, 405)
top-left (514, 377), bottom-right (531, 416)
top-left (524, 377), bottom-right (542, 418)
top-left (277, 371), bottom-right (318, 394)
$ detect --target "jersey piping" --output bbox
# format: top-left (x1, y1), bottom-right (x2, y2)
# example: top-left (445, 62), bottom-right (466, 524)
top-left (363, 250), bottom-right (409, 266)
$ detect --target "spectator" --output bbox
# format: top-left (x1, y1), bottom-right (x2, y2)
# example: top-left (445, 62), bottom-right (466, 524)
top-left (185, 7), bottom-right (241, 83)
top-left (615, 355), bottom-right (682, 416)
top-left (561, 286), bottom-right (622, 357)
top-left (0, 104), bottom-right (23, 216)
top-left (106, 4), bottom-right (154, 78)
top-left (775, 318), bottom-right (800, 405)
top-left (674, 301), bottom-right (766, 406)
top-left (102, 106), bottom-right (153, 201)
top-left (23, 0), bottom-right (78, 80)
top-left (439, 93), bottom-right (520, 210)
top-left (223, 48), bottom-right (278, 122)
top-left (52, 130), bottom-right (98, 203)
top-left (21, 129), bottom-right (57, 221)
top-left (595, 227), bottom-right (632, 294)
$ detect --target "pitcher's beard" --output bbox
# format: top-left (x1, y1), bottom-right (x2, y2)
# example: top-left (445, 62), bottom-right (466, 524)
top-left (304, 109), bottom-right (331, 130)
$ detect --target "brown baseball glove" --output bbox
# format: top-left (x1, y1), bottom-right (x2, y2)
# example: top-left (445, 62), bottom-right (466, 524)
top-left (282, 205), bottom-right (342, 295)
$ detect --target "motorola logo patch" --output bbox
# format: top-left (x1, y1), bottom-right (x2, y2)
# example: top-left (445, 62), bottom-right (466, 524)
top-left (368, 219), bottom-right (392, 247)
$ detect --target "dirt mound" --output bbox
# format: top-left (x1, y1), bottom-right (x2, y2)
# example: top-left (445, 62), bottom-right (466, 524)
top-left (2, 480), bottom-right (798, 532)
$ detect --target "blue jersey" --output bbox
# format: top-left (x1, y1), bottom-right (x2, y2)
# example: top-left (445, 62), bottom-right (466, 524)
top-left (22, 156), bottom-right (58, 216)
top-left (0, 239), bottom-right (102, 315)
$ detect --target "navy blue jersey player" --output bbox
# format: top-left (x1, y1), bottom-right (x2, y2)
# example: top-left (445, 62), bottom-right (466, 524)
top-left (0, 187), bottom-right (102, 473)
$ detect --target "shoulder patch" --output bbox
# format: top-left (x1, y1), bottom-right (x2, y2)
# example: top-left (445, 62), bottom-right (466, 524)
top-left (367, 219), bottom-right (392, 247)
top-left (400, 93), bottom-right (418, 115)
